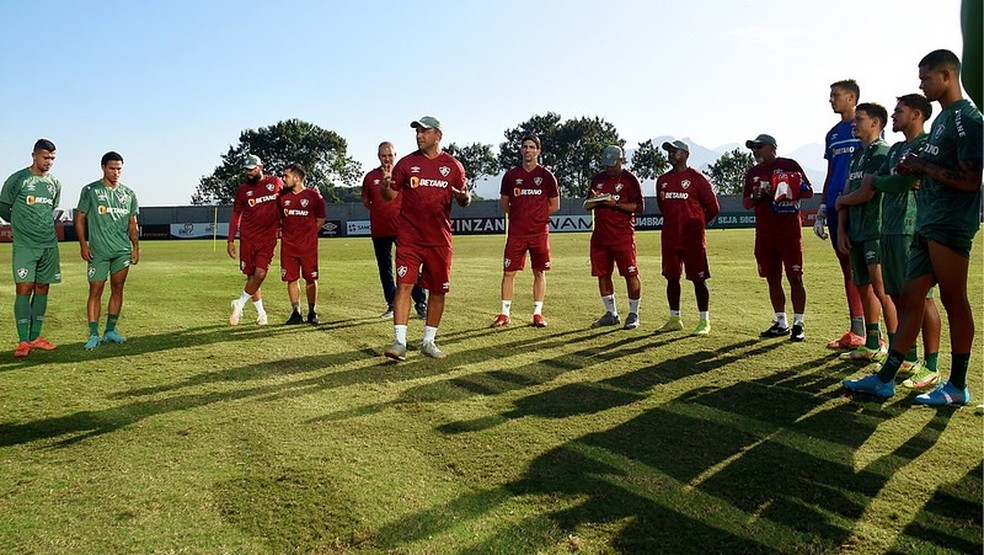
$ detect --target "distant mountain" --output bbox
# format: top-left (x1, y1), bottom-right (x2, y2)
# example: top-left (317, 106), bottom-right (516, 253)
top-left (470, 137), bottom-right (830, 199)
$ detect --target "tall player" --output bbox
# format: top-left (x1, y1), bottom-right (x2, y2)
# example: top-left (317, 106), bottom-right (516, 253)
top-left (834, 103), bottom-right (892, 361)
top-left (380, 116), bottom-right (471, 361)
top-left (0, 139), bottom-right (62, 357)
top-left (227, 155), bottom-right (284, 326)
top-left (490, 135), bottom-right (560, 328)
top-left (278, 164), bottom-right (325, 325)
top-left (585, 145), bottom-right (644, 330)
top-left (655, 140), bottom-right (720, 335)
top-left (816, 80), bottom-right (866, 349)
top-left (742, 134), bottom-right (814, 342)
top-left (75, 151), bottom-right (140, 350)
top-left (844, 49), bottom-right (982, 405)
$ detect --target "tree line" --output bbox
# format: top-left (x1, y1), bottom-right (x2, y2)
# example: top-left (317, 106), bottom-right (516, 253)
top-left (191, 114), bottom-right (754, 205)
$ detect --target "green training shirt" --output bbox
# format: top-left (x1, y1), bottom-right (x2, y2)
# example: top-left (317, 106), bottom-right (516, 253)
top-left (915, 99), bottom-right (983, 241)
top-left (877, 134), bottom-right (927, 236)
top-left (844, 138), bottom-right (890, 242)
top-left (77, 180), bottom-right (139, 257)
top-left (0, 168), bottom-right (61, 248)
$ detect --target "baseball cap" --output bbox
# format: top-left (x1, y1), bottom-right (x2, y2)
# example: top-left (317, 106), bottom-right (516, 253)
top-left (661, 140), bottom-right (690, 153)
top-left (600, 145), bottom-right (624, 167)
top-left (745, 134), bottom-right (777, 148)
top-left (410, 116), bottom-right (442, 131)
top-left (243, 154), bottom-right (263, 169)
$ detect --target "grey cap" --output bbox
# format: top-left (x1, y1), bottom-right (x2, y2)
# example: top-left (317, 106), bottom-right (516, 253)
top-left (410, 116), bottom-right (442, 131)
top-left (243, 154), bottom-right (263, 169)
top-left (661, 140), bottom-right (690, 153)
top-left (600, 145), bottom-right (624, 167)
top-left (745, 134), bottom-right (777, 148)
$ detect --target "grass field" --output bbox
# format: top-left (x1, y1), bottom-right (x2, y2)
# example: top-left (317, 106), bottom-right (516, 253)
top-left (0, 229), bottom-right (980, 554)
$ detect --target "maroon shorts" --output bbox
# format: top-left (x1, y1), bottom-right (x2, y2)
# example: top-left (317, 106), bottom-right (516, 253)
top-left (239, 239), bottom-right (275, 276)
top-left (280, 251), bottom-right (319, 283)
top-left (755, 235), bottom-right (804, 278)
top-left (662, 246), bottom-right (710, 281)
top-left (590, 241), bottom-right (639, 277)
top-left (396, 244), bottom-right (452, 293)
top-left (503, 234), bottom-right (551, 272)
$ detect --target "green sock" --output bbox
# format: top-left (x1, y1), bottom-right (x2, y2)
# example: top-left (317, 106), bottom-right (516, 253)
top-left (29, 294), bottom-right (47, 341)
top-left (14, 295), bottom-right (31, 342)
top-left (950, 353), bottom-right (970, 390)
top-left (887, 332), bottom-right (896, 351)
top-left (904, 343), bottom-right (918, 363)
top-left (877, 350), bottom-right (905, 382)
top-left (865, 323), bottom-right (880, 350)
top-left (88, 322), bottom-right (99, 337)
top-left (106, 314), bottom-right (119, 333)
top-left (925, 352), bottom-right (939, 372)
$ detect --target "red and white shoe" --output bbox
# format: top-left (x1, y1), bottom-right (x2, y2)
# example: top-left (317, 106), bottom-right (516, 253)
top-left (827, 331), bottom-right (864, 349)
top-left (532, 314), bottom-right (548, 328)
top-left (29, 337), bottom-right (57, 351)
top-left (490, 314), bottom-right (510, 328)
top-left (14, 341), bottom-right (31, 358)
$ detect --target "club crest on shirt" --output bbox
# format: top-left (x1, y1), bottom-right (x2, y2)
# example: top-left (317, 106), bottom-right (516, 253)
top-left (681, 180), bottom-right (690, 189)
top-left (615, 183), bottom-right (624, 192)
top-left (933, 123), bottom-right (946, 140)
top-left (397, 265), bottom-right (408, 277)
top-left (439, 166), bottom-right (451, 177)
top-left (533, 177), bottom-right (542, 186)
top-left (118, 193), bottom-right (129, 205)
top-left (47, 183), bottom-right (57, 197)
top-left (266, 183), bottom-right (275, 192)
top-left (300, 198), bottom-right (309, 208)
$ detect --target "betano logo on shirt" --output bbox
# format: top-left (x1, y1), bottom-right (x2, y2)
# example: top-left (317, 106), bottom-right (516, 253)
top-left (283, 208), bottom-right (310, 217)
top-left (513, 188), bottom-right (543, 197)
top-left (409, 177), bottom-right (449, 189)
top-left (98, 205), bottom-right (130, 216)
top-left (247, 194), bottom-right (278, 207)
top-left (25, 195), bottom-right (53, 206)
top-left (662, 191), bottom-right (690, 200)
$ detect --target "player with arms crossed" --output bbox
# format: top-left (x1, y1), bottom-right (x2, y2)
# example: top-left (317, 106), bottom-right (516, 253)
top-left (655, 140), bottom-right (720, 335)
top-left (742, 134), bottom-right (814, 342)
top-left (380, 116), bottom-right (471, 360)
top-left (844, 49), bottom-right (982, 405)
top-left (0, 139), bottom-right (62, 357)
top-left (75, 151), bottom-right (140, 350)
top-left (278, 163), bottom-right (325, 325)
top-left (227, 155), bottom-right (284, 326)
top-left (490, 134), bottom-right (560, 328)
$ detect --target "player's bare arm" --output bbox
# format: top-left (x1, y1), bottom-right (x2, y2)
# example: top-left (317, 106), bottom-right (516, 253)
top-left (835, 174), bottom-right (876, 210)
top-left (899, 153), bottom-right (983, 192)
top-left (74, 211), bottom-right (93, 262)
top-left (836, 207), bottom-right (851, 255)
top-left (128, 215), bottom-right (140, 265)
top-left (548, 196), bottom-right (560, 214)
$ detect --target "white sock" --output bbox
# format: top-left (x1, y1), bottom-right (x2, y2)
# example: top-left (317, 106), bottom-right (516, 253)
top-left (699, 311), bottom-right (709, 321)
top-left (422, 325), bottom-right (438, 343)
top-left (628, 298), bottom-right (640, 315)
top-left (602, 294), bottom-right (617, 315)
top-left (670, 310), bottom-right (681, 318)
top-left (253, 299), bottom-right (265, 314)
top-left (533, 301), bottom-right (544, 316)
top-left (501, 300), bottom-right (512, 317)
top-left (775, 312), bottom-right (788, 328)
top-left (394, 324), bottom-right (407, 345)
top-left (793, 313), bottom-right (805, 325)
top-left (235, 291), bottom-right (251, 309)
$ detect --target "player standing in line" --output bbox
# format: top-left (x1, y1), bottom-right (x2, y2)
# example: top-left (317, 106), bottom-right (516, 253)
top-left (866, 94), bottom-right (941, 389)
top-left (278, 164), bottom-right (325, 325)
top-left (834, 103), bottom-right (893, 361)
top-left (490, 135), bottom-right (560, 328)
top-left (227, 155), bottom-right (284, 326)
top-left (0, 139), bottom-right (62, 357)
top-left (380, 116), bottom-right (471, 361)
top-left (816, 80), bottom-right (866, 349)
top-left (74, 152), bottom-right (139, 350)
top-left (742, 134), bottom-right (814, 342)
top-left (585, 145), bottom-right (644, 330)
top-left (654, 140), bottom-right (720, 335)
top-left (361, 142), bottom-right (427, 319)
top-left (844, 49), bottom-right (982, 405)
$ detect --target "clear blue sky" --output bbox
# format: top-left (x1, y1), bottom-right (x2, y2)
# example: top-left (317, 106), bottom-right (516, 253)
top-left (0, 0), bottom-right (964, 207)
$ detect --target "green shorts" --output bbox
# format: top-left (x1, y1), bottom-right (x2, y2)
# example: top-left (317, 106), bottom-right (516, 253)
top-left (88, 253), bottom-right (131, 282)
top-left (849, 238), bottom-right (880, 286)
top-left (881, 234), bottom-right (911, 296)
top-left (906, 230), bottom-right (972, 282)
top-left (12, 244), bottom-right (61, 284)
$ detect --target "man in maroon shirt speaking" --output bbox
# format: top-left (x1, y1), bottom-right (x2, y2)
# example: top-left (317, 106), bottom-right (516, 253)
top-left (380, 116), bottom-right (471, 361)
top-left (742, 134), bottom-right (814, 342)
top-left (655, 140), bottom-right (720, 335)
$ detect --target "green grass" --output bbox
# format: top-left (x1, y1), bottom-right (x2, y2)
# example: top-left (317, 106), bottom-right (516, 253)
top-left (0, 230), bottom-right (980, 554)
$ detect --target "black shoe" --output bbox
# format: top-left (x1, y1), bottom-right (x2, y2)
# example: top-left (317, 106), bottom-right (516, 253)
top-left (285, 311), bottom-right (303, 325)
top-left (307, 312), bottom-right (320, 325)
top-left (415, 302), bottom-right (427, 319)
top-left (790, 323), bottom-right (805, 342)
top-left (760, 322), bottom-right (789, 337)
